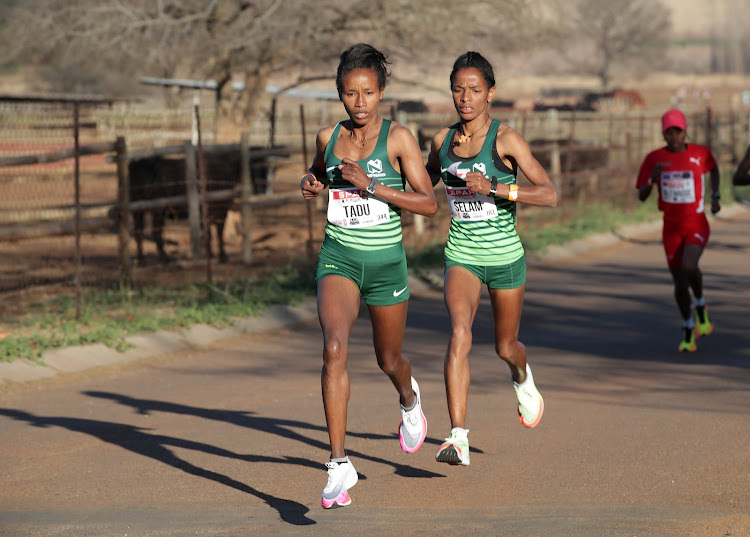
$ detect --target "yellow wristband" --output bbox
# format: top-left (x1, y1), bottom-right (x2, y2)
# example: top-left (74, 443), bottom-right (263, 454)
top-left (508, 184), bottom-right (519, 201)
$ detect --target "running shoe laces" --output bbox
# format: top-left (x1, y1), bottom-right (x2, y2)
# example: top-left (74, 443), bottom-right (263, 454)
top-left (399, 376), bottom-right (427, 453)
top-left (513, 364), bottom-right (544, 428)
top-left (435, 427), bottom-right (470, 466)
top-left (321, 457), bottom-right (358, 509)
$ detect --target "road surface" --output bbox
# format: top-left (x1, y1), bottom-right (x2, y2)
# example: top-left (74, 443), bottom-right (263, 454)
top-left (1, 211), bottom-right (748, 536)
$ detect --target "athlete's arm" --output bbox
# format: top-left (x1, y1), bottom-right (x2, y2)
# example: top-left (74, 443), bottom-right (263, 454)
top-left (496, 126), bottom-right (557, 207)
top-left (300, 127), bottom-right (332, 200)
top-left (425, 128), bottom-right (450, 187)
top-left (638, 163), bottom-right (660, 202)
top-left (635, 153), bottom-right (658, 202)
top-left (733, 145), bottom-right (750, 186)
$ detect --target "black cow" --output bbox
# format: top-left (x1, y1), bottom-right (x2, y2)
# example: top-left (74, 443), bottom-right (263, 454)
top-left (127, 149), bottom-right (243, 264)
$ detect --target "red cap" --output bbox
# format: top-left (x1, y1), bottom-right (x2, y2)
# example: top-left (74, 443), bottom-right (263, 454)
top-left (661, 109), bottom-right (686, 132)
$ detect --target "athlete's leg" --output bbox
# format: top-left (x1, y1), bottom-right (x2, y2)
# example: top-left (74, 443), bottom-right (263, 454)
top-left (665, 227), bottom-right (691, 321)
top-left (443, 266), bottom-right (483, 429)
top-left (683, 243), bottom-right (705, 298)
top-left (683, 219), bottom-right (713, 337)
top-left (368, 300), bottom-right (415, 407)
top-left (318, 275), bottom-right (361, 459)
top-left (669, 265), bottom-right (692, 321)
top-left (488, 285), bottom-right (527, 382)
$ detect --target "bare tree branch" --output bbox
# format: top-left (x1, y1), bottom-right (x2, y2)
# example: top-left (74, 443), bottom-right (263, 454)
top-left (1, 0), bottom-right (556, 122)
top-left (552, 0), bottom-right (671, 88)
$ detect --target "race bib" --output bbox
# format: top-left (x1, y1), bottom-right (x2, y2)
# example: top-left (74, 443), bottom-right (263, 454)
top-left (445, 186), bottom-right (498, 221)
top-left (443, 161), bottom-right (498, 221)
top-left (661, 171), bottom-right (696, 204)
top-left (327, 187), bottom-right (390, 228)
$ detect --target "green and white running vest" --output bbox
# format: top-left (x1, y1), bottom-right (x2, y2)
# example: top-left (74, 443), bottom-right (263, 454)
top-left (438, 119), bottom-right (524, 266)
top-left (323, 119), bottom-right (405, 250)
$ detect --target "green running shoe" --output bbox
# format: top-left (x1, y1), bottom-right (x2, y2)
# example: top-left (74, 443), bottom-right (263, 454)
top-left (679, 326), bottom-right (697, 352)
top-left (695, 305), bottom-right (714, 337)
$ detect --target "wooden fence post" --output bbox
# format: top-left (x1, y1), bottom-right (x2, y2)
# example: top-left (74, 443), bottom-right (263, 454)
top-left (551, 141), bottom-right (562, 200)
top-left (266, 97), bottom-right (277, 195)
top-left (184, 140), bottom-right (202, 259)
top-left (73, 101), bottom-right (82, 318)
top-left (299, 103), bottom-right (316, 261)
top-left (637, 113), bottom-right (644, 164)
top-left (115, 136), bottom-right (131, 282)
top-left (194, 101), bottom-right (212, 284)
top-left (240, 131), bottom-right (252, 263)
top-left (565, 110), bottom-right (577, 174)
top-left (729, 108), bottom-right (738, 164)
top-left (625, 132), bottom-right (632, 169)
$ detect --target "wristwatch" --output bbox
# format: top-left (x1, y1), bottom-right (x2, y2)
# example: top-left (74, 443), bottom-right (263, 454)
top-left (489, 177), bottom-right (498, 197)
top-left (366, 176), bottom-right (379, 194)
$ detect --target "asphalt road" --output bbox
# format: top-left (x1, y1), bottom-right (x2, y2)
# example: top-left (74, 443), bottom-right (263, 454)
top-left (1, 210), bottom-right (749, 537)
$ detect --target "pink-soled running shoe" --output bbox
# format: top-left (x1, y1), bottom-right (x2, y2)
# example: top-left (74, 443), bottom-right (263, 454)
top-left (513, 364), bottom-right (544, 428)
top-left (321, 456), bottom-right (358, 509)
top-left (399, 376), bottom-right (427, 453)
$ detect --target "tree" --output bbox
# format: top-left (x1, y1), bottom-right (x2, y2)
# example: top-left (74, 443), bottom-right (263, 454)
top-left (1, 0), bottom-right (552, 125)
top-left (553, 0), bottom-right (671, 88)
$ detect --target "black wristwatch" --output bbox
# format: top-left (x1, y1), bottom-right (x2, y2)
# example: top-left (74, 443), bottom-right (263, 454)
top-left (366, 176), bottom-right (379, 194)
top-left (489, 177), bottom-right (498, 197)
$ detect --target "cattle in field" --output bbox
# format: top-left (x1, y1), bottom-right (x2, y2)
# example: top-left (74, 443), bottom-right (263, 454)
top-left (127, 149), bottom-right (243, 264)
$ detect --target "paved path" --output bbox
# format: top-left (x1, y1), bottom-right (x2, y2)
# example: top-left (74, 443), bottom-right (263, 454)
top-left (1, 209), bottom-right (748, 536)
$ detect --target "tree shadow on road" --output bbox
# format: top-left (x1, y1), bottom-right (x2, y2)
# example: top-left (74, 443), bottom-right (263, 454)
top-left (0, 408), bottom-right (317, 526)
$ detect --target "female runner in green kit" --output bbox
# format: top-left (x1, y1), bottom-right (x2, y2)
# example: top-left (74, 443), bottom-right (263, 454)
top-left (426, 51), bottom-right (557, 466)
top-left (301, 43), bottom-right (437, 507)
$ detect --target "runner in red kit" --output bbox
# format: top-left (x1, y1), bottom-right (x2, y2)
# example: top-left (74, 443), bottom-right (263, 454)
top-left (636, 109), bottom-right (720, 352)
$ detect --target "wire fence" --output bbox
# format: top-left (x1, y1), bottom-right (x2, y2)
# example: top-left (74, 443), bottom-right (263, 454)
top-left (1, 95), bottom-right (749, 316)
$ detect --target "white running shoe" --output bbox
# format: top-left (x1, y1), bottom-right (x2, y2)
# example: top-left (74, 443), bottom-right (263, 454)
top-left (321, 457), bottom-right (358, 509)
top-left (435, 427), bottom-right (470, 466)
top-left (513, 364), bottom-right (544, 428)
top-left (399, 376), bottom-right (427, 453)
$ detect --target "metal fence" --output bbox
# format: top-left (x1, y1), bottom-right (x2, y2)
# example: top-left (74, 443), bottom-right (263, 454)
top-left (2, 95), bottom-right (749, 315)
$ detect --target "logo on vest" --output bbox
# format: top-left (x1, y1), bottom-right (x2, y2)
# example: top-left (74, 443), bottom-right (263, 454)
top-left (473, 162), bottom-right (486, 174)
top-left (367, 159), bottom-right (385, 177)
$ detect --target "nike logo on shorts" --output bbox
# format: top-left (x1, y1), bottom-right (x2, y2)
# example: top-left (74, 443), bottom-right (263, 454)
top-left (393, 286), bottom-right (408, 297)
top-left (326, 166), bottom-right (338, 172)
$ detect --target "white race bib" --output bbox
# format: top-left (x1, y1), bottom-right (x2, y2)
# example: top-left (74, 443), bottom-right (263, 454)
top-left (661, 171), bottom-right (696, 204)
top-left (445, 186), bottom-right (498, 221)
top-left (327, 187), bottom-right (390, 228)
top-left (443, 161), bottom-right (498, 221)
